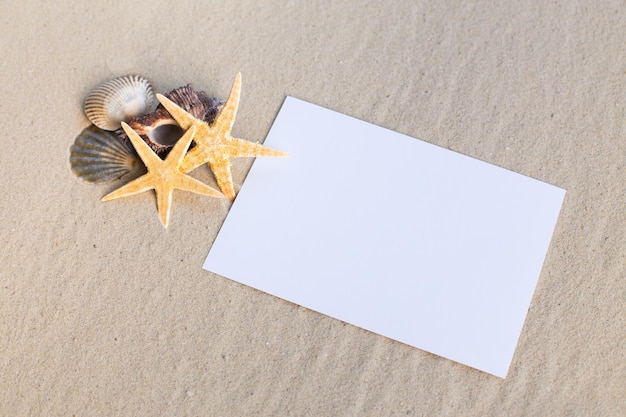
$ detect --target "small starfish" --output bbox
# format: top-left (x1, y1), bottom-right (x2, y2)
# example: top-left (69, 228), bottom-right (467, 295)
top-left (156, 72), bottom-right (289, 200)
top-left (102, 122), bottom-right (224, 227)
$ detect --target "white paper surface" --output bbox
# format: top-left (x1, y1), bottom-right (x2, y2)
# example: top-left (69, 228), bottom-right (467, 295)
top-left (204, 96), bottom-right (566, 378)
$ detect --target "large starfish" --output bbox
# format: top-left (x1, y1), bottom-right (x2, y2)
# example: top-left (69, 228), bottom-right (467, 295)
top-left (102, 122), bottom-right (224, 227)
top-left (156, 72), bottom-right (289, 200)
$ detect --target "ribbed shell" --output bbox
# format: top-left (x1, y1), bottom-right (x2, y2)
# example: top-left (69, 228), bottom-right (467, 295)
top-left (165, 84), bottom-right (224, 122)
top-left (84, 75), bottom-right (154, 131)
top-left (70, 125), bottom-right (141, 183)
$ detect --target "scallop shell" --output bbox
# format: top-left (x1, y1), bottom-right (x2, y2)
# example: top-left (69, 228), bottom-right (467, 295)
top-left (118, 84), bottom-right (224, 156)
top-left (84, 75), bottom-right (155, 131)
top-left (70, 125), bottom-right (141, 183)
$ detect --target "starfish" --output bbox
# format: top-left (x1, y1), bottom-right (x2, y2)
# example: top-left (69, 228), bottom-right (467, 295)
top-left (156, 72), bottom-right (289, 200)
top-left (102, 122), bottom-right (224, 227)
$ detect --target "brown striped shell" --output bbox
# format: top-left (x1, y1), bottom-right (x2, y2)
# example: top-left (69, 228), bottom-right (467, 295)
top-left (70, 125), bottom-right (142, 183)
top-left (84, 75), bottom-right (155, 131)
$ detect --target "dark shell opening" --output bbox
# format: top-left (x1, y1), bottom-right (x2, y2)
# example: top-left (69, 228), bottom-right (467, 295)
top-left (148, 123), bottom-right (185, 146)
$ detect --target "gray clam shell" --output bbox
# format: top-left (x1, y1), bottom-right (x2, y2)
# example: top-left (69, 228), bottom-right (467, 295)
top-left (70, 125), bottom-right (141, 183)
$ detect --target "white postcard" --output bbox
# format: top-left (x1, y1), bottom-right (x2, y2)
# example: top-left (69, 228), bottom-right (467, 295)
top-left (203, 96), bottom-right (565, 378)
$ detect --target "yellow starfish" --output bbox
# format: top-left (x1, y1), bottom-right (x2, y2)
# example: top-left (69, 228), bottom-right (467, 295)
top-left (102, 122), bottom-right (224, 227)
top-left (156, 72), bottom-right (289, 200)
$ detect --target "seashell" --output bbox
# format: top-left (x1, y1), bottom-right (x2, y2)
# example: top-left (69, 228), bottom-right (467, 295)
top-left (84, 75), bottom-right (155, 131)
top-left (197, 90), bottom-right (225, 125)
top-left (127, 108), bottom-right (185, 155)
top-left (118, 84), bottom-right (224, 157)
top-left (165, 84), bottom-right (224, 123)
top-left (70, 125), bottom-right (142, 183)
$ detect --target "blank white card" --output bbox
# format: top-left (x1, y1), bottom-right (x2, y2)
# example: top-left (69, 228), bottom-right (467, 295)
top-left (204, 96), bottom-right (565, 378)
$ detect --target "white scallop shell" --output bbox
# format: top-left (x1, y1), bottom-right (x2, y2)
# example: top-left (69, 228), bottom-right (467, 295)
top-left (70, 125), bottom-right (141, 183)
top-left (84, 75), bottom-right (155, 131)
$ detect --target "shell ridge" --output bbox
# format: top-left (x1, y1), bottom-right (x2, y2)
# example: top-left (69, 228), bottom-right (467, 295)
top-left (84, 75), bottom-right (155, 131)
top-left (70, 125), bottom-right (140, 183)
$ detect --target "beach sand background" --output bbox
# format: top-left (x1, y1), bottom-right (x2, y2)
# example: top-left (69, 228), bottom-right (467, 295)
top-left (1, 1), bottom-right (624, 415)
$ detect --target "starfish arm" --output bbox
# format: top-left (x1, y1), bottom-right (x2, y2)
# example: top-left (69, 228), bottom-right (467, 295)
top-left (166, 125), bottom-right (196, 166)
top-left (155, 174), bottom-right (223, 227)
top-left (222, 137), bottom-right (291, 158)
top-left (121, 122), bottom-right (162, 168)
top-left (208, 154), bottom-right (236, 200)
top-left (156, 93), bottom-right (200, 130)
top-left (101, 174), bottom-right (155, 201)
top-left (171, 174), bottom-right (224, 198)
top-left (213, 72), bottom-right (241, 137)
top-left (155, 183), bottom-right (174, 227)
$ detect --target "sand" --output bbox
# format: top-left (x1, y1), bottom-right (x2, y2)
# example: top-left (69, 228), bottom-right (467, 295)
top-left (1, 0), bottom-right (624, 415)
